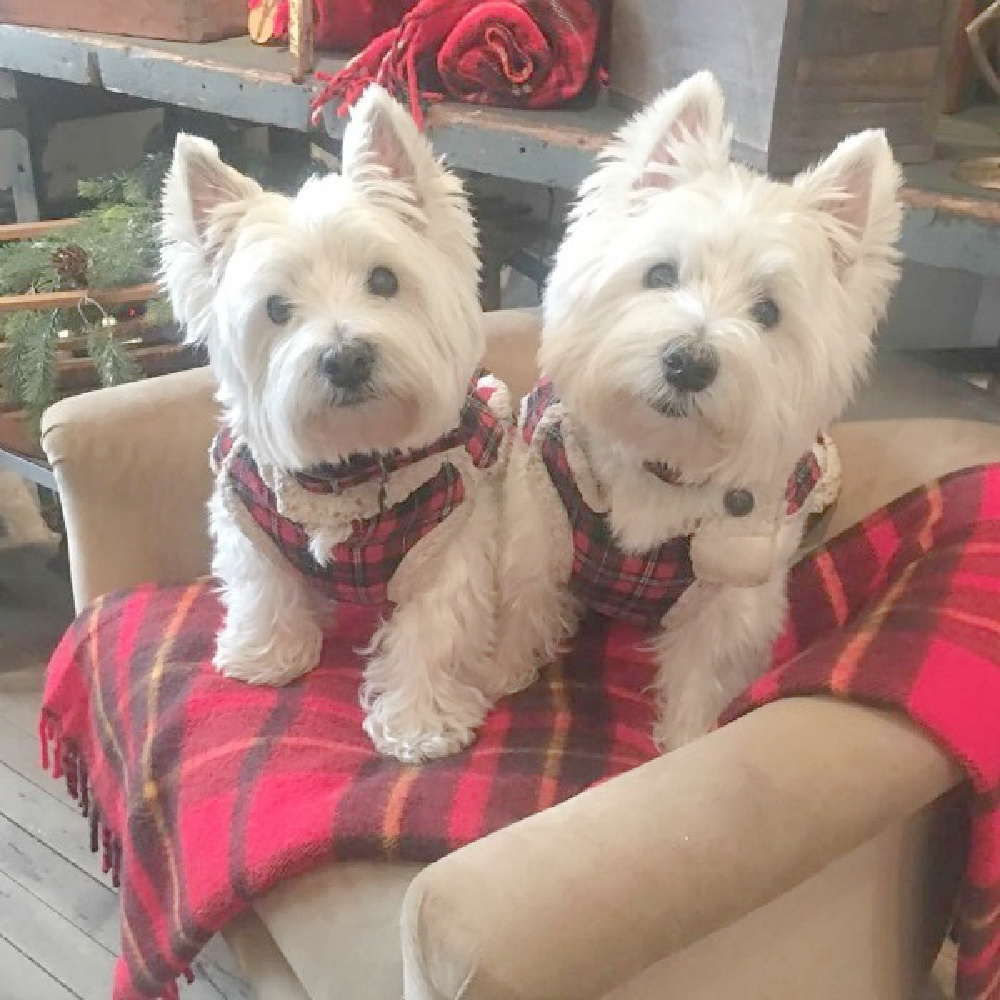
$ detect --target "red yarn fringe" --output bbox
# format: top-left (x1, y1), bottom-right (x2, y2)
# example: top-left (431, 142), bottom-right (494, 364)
top-left (310, 4), bottom-right (449, 128)
top-left (39, 709), bottom-right (203, 995)
top-left (40, 710), bottom-right (121, 887)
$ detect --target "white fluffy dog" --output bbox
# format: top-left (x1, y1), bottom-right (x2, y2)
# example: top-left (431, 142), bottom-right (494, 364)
top-left (499, 72), bottom-right (904, 751)
top-left (161, 85), bottom-right (517, 763)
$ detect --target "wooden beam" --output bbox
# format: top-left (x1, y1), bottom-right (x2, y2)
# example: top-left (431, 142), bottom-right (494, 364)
top-left (0, 282), bottom-right (159, 314)
top-left (901, 185), bottom-right (1000, 226)
top-left (0, 218), bottom-right (79, 241)
top-left (1, 129), bottom-right (39, 224)
top-left (289, 0), bottom-right (314, 83)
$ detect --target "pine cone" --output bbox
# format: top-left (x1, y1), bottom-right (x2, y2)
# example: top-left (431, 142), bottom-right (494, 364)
top-left (51, 243), bottom-right (88, 288)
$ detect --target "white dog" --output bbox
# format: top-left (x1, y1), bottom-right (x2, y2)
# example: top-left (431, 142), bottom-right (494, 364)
top-left (160, 85), bottom-right (518, 763)
top-left (498, 72), bottom-right (904, 752)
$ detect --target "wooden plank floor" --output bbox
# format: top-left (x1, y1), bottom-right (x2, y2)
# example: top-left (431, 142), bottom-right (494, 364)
top-left (0, 472), bottom-right (254, 999)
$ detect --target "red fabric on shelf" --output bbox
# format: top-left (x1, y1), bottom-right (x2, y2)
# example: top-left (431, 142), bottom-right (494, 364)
top-left (309, 0), bottom-right (603, 127)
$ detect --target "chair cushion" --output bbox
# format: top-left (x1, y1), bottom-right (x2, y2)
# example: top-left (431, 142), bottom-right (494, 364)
top-left (39, 464), bottom-right (1000, 1000)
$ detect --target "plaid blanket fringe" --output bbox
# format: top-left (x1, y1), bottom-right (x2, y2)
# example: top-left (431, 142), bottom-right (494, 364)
top-left (38, 464), bottom-right (1000, 1000)
top-left (38, 717), bottom-right (196, 998)
top-left (38, 715), bottom-right (201, 997)
top-left (40, 717), bottom-right (119, 885)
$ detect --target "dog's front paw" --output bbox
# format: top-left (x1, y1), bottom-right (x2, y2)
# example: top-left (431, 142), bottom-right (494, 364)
top-left (362, 701), bottom-right (480, 764)
top-left (214, 618), bottom-right (323, 686)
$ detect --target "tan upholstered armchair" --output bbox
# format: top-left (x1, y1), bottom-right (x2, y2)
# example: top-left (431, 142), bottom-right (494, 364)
top-left (43, 308), bottom-right (997, 1000)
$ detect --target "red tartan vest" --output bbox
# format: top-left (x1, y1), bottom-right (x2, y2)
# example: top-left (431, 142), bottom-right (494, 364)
top-left (521, 378), bottom-right (822, 627)
top-left (213, 375), bottom-right (508, 607)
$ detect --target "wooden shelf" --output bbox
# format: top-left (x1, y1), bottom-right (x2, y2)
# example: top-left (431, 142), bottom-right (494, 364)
top-left (0, 25), bottom-right (622, 189)
top-left (3, 25), bottom-right (1000, 275)
top-left (0, 282), bottom-right (159, 315)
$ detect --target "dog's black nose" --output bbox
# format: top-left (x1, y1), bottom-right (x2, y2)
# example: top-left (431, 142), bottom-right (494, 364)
top-left (319, 341), bottom-right (376, 390)
top-left (661, 342), bottom-right (718, 393)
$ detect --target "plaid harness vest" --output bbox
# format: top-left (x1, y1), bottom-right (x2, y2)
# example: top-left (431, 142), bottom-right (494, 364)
top-left (521, 378), bottom-right (822, 627)
top-left (212, 374), bottom-right (508, 607)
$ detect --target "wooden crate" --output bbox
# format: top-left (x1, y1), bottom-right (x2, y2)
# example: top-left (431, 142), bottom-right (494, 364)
top-left (0, 0), bottom-right (247, 43)
top-left (942, 0), bottom-right (980, 114)
top-left (249, 0), bottom-right (315, 80)
top-left (610, 0), bottom-right (958, 175)
top-left (0, 219), bottom-right (201, 460)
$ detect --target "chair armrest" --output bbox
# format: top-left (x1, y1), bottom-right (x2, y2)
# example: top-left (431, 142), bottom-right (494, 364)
top-left (402, 697), bottom-right (962, 1000)
top-left (41, 366), bottom-right (218, 610)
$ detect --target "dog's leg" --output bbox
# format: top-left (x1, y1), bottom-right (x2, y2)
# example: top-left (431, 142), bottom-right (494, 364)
top-left (493, 442), bottom-right (578, 694)
top-left (211, 492), bottom-right (324, 685)
top-left (360, 483), bottom-right (505, 763)
top-left (651, 573), bottom-right (788, 753)
top-left (652, 516), bottom-right (806, 751)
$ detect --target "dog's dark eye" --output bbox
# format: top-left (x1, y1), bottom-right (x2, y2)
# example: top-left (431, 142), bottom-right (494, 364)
top-left (266, 295), bottom-right (292, 325)
top-left (643, 262), bottom-right (680, 290)
top-left (367, 266), bottom-right (399, 299)
top-left (750, 296), bottom-right (781, 329)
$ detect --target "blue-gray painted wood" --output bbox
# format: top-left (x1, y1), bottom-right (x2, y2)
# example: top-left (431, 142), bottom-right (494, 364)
top-left (0, 25), bottom-right (621, 185)
top-left (0, 448), bottom-right (55, 489)
top-left (900, 207), bottom-right (1000, 278)
top-left (2, 24), bottom-right (1000, 282)
top-left (0, 27), bottom-right (312, 128)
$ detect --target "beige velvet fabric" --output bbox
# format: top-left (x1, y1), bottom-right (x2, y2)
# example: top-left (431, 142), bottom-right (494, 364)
top-left (402, 700), bottom-right (964, 1000)
top-left (40, 309), bottom-right (995, 999)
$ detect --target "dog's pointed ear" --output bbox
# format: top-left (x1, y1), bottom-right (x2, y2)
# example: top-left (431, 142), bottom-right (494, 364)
top-left (624, 72), bottom-right (731, 191)
top-left (796, 129), bottom-right (904, 272)
top-left (160, 134), bottom-right (263, 344)
top-left (340, 84), bottom-right (445, 225)
top-left (162, 133), bottom-right (262, 252)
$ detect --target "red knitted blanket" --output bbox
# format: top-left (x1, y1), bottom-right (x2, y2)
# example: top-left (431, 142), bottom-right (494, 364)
top-left (40, 465), bottom-right (1000, 1000)
top-left (310, 0), bottom-right (604, 127)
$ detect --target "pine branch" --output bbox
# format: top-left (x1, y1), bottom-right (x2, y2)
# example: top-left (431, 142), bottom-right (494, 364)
top-left (0, 152), bottom-right (323, 304)
top-left (3, 309), bottom-right (60, 422)
top-left (143, 295), bottom-right (175, 329)
top-left (21, 315), bottom-right (58, 423)
top-left (77, 151), bottom-right (170, 208)
top-left (2, 310), bottom-right (39, 405)
top-left (86, 323), bottom-right (144, 389)
top-left (74, 203), bottom-right (159, 289)
top-left (0, 239), bottom-right (59, 296)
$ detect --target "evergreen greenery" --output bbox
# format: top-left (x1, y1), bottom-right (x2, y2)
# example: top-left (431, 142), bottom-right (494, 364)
top-left (0, 145), bottom-right (328, 438)
top-left (0, 154), bottom-right (172, 433)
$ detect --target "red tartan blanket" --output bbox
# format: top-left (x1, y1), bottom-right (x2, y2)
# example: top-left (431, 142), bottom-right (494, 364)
top-left (40, 465), bottom-right (1000, 1000)
top-left (310, 0), bottom-right (604, 127)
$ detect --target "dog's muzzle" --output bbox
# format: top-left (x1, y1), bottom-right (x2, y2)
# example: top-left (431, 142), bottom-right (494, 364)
top-left (318, 341), bottom-right (376, 401)
top-left (661, 340), bottom-right (718, 394)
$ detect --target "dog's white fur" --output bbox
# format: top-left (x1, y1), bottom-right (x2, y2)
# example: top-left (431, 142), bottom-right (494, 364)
top-left (499, 72), bottom-right (904, 751)
top-left (161, 85), bottom-right (519, 763)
